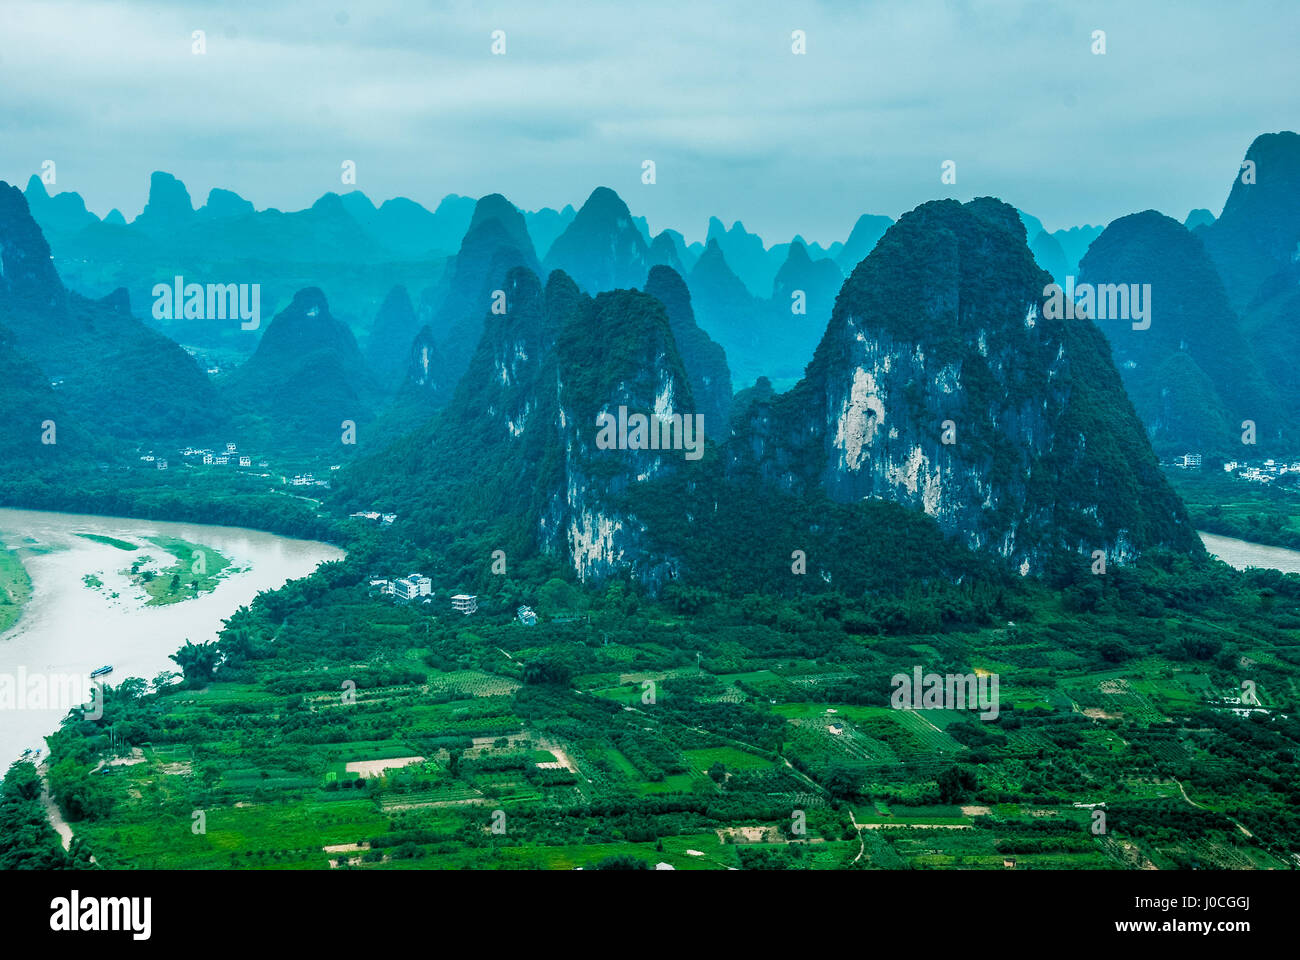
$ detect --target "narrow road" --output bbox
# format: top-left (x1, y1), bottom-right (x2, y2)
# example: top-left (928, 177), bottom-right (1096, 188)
top-left (1173, 777), bottom-right (1253, 838)
top-left (39, 763), bottom-right (72, 851)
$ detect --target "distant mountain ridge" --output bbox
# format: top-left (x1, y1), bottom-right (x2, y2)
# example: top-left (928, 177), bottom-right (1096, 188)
top-left (0, 180), bottom-right (220, 445)
top-left (225, 287), bottom-right (379, 451)
top-left (1079, 209), bottom-right (1285, 455)
top-left (338, 195), bottom-right (1198, 595)
top-left (1195, 131), bottom-right (1300, 433)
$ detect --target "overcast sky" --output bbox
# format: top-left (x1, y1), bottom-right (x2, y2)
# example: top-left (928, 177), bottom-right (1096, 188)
top-left (2, 0), bottom-right (1295, 245)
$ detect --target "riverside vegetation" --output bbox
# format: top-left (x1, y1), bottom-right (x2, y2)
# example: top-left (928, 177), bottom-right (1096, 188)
top-left (3, 131), bottom-right (1300, 871)
top-left (2, 486), bottom-right (1298, 870)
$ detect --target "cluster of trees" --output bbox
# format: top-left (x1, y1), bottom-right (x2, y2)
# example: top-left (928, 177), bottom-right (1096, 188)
top-left (0, 761), bottom-right (94, 869)
top-left (12, 436), bottom-right (1300, 871)
top-left (0, 470), bottom-right (338, 543)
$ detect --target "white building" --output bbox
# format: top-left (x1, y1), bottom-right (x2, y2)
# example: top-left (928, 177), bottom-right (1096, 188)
top-left (451, 594), bottom-right (478, 615)
top-left (392, 574), bottom-right (432, 601)
top-left (517, 605), bottom-right (537, 626)
top-left (239, 456), bottom-right (251, 467)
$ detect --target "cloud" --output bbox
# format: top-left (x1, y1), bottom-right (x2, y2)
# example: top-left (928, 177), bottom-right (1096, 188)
top-left (1, 0), bottom-right (1296, 244)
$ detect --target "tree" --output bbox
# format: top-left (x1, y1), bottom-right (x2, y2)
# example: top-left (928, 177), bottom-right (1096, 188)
top-left (150, 671), bottom-right (181, 694)
top-left (1, 761), bottom-right (42, 802)
top-left (522, 653), bottom-right (573, 687)
top-left (538, 577), bottom-right (580, 613)
top-left (591, 854), bottom-right (650, 870)
top-left (169, 639), bottom-right (220, 685)
top-left (822, 761), bottom-right (860, 800)
top-left (938, 765), bottom-right (977, 803)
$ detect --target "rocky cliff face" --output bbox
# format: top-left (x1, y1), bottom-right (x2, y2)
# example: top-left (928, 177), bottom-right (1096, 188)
top-left (343, 197), bottom-right (1199, 592)
top-left (340, 266), bottom-right (700, 590)
top-left (441, 266), bottom-right (699, 588)
top-left (726, 198), bottom-right (1199, 571)
top-left (416, 193), bottom-right (540, 390)
top-left (542, 285), bottom-right (698, 587)
top-left (642, 265), bottom-right (732, 433)
top-left (449, 267), bottom-right (557, 445)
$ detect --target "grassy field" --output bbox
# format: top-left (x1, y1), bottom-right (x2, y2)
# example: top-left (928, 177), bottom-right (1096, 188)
top-left (1168, 468), bottom-right (1300, 549)
top-left (75, 533), bottom-right (139, 551)
top-left (23, 539), bottom-right (1300, 872)
top-left (0, 540), bottom-right (33, 634)
top-left (129, 537), bottom-right (233, 605)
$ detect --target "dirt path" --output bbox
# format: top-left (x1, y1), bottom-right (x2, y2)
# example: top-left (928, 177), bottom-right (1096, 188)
top-left (39, 765), bottom-right (73, 851)
top-left (1173, 777), bottom-right (1253, 838)
top-left (849, 809), bottom-right (865, 864)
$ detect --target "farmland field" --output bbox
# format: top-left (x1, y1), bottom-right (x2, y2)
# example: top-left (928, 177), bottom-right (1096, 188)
top-left (11, 521), bottom-right (1300, 873)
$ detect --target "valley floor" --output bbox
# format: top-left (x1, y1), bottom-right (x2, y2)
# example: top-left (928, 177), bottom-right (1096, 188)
top-left (0, 539), bottom-right (32, 635)
top-left (28, 554), bottom-right (1300, 871)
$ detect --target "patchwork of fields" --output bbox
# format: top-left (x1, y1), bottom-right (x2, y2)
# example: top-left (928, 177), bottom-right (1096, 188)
top-left (32, 555), bottom-right (1300, 871)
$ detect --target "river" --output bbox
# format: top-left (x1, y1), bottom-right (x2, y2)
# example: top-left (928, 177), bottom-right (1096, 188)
top-left (1198, 531), bottom-right (1300, 575)
top-left (0, 516), bottom-right (1289, 773)
top-left (0, 508), bottom-right (343, 768)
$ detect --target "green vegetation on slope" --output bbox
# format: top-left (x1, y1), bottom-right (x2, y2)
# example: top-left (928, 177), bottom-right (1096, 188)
top-left (0, 761), bottom-right (94, 869)
top-left (1169, 468), bottom-right (1300, 551)
top-left (128, 537), bottom-right (234, 606)
top-left (75, 533), bottom-right (138, 551)
top-left (35, 542), bottom-right (1300, 871)
top-left (0, 540), bottom-right (32, 634)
